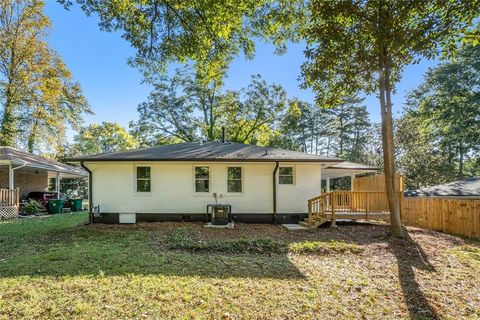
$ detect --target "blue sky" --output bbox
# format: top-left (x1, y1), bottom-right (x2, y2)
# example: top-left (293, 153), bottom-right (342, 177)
top-left (45, 1), bottom-right (438, 138)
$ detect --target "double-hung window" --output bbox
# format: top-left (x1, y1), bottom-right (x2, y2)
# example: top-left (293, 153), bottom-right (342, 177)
top-left (136, 166), bottom-right (151, 192)
top-left (195, 166), bottom-right (210, 192)
top-left (227, 167), bottom-right (242, 193)
top-left (279, 167), bottom-right (294, 185)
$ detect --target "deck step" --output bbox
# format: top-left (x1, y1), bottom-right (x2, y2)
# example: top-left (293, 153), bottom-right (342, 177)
top-left (300, 217), bottom-right (331, 229)
top-left (298, 221), bottom-right (310, 228)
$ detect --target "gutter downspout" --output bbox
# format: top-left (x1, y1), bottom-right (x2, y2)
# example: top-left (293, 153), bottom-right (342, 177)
top-left (10, 160), bottom-right (27, 188)
top-left (80, 161), bottom-right (93, 224)
top-left (9, 161), bottom-right (26, 205)
top-left (273, 161), bottom-right (279, 223)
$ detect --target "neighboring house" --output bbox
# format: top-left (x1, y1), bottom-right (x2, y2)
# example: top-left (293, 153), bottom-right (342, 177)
top-left (0, 146), bottom-right (88, 219)
top-left (66, 141), bottom-right (378, 224)
top-left (406, 177), bottom-right (480, 199)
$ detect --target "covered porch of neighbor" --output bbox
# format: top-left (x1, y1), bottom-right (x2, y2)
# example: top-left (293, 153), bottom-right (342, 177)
top-left (0, 147), bottom-right (87, 219)
top-left (301, 162), bottom-right (403, 228)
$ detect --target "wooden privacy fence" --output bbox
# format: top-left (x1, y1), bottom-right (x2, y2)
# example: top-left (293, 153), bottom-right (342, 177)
top-left (402, 197), bottom-right (480, 239)
top-left (353, 174), bottom-right (403, 192)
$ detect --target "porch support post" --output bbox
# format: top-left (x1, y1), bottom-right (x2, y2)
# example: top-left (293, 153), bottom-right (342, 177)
top-left (350, 173), bottom-right (355, 191)
top-left (326, 177), bottom-right (331, 193)
top-left (319, 167), bottom-right (322, 195)
top-left (55, 172), bottom-right (60, 198)
top-left (8, 163), bottom-right (14, 189)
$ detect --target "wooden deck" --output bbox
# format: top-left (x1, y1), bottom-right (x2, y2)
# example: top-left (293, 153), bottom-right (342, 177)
top-left (301, 191), bottom-right (394, 228)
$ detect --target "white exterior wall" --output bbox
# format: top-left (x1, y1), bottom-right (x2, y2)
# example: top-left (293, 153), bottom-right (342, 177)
top-left (88, 161), bottom-right (321, 214)
top-left (277, 163), bottom-right (322, 213)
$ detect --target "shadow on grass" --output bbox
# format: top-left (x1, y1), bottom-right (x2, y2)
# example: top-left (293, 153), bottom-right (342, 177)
top-left (389, 229), bottom-right (440, 320)
top-left (0, 214), bottom-right (451, 319)
top-left (0, 223), bottom-right (305, 280)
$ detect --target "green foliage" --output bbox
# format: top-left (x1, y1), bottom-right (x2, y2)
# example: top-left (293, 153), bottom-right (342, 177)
top-left (21, 199), bottom-right (45, 215)
top-left (404, 45), bottom-right (480, 181)
top-left (59, 0), bottom-right (304, 82)
top-left (288, 240), bottom-right (362, 254)
top-left (71, 121), bottom-right (138, 156)
top-left (0, 0), bottom-right (92, 151)
top-left (166, 227), bottom-right (363, 255)
top-left (219, 74), bottom-right (286, 145)
top-left (134, 67), bottom-right (287, 145)
top-left (301, 0), bottom-right (479, 105)
top-left (300, 0), bottom-right (479, 237)
top-left (59, 177), bottom-right (88, 199)
top-left (271, 96), bottom-right (371, 162)
top-left (396, 111), bottom-right (457, 189)
top-left (166, 227), bottom-right (285, 254)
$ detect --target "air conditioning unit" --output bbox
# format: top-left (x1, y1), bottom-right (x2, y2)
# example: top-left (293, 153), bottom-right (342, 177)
top-left (211, 205), bottom-right (230, 225)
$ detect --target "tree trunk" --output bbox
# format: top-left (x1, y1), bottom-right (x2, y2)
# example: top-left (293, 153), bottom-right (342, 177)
top-left (326, 136), bottom-right (331, 157)
top-left (339, 117), bottom-right (344, 156)
top-left (0, 83), bottom-right (16, 146)
top-left (379, 51), bottom-right (403, 238)
top-left (458, 142), bottom-right (464, 180)
top-left (28, 119), bottom-right (40, 153)
top-left (0, 47), bottom-right (18, 147)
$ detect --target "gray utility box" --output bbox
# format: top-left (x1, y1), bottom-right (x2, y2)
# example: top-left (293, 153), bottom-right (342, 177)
top-left (211, 205), bottom-right (231, 225)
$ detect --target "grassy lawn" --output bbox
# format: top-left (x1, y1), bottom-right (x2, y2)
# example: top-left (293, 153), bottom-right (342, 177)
top-left (0, 213), bottom-right (479, 319)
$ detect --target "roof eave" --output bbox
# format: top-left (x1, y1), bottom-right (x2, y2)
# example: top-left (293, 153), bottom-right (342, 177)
top-left (326, 167), bottom-right (381, 171)
top-left (65, 157), bottom-right (343, 163)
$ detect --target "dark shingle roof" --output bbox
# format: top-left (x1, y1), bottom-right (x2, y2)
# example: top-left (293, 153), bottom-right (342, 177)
top-left (0, 146), bottom-right (87, 176)
top-left (407, 177), bottom-right (480, 197)
top-left (66, 142), bottom-right (343, 163)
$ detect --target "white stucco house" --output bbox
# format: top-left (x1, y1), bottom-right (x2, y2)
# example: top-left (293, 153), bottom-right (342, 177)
top-left (66, 141), bottom-right (377, 224)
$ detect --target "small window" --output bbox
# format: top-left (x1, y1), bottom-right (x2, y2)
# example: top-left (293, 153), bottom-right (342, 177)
top-left (227, 167), bottom-right (242, 193)
top-left (195, 166), bottom-right (209, 192)
top-left (279, 167), bottom-right (294, 185)
top-left (136, 166), bottom-right (151, 192)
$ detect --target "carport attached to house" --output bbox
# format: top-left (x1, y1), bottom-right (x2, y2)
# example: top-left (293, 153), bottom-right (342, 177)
top-left (0, 147), bottom-right (87, 218)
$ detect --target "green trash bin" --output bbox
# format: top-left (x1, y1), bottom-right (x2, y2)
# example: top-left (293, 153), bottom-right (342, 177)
top-left (69, 199), bottom-right (83, 212)
top-left (47, 199), bottom-right (64, 214)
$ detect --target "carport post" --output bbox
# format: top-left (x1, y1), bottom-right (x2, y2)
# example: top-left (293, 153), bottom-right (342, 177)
top-left (55, 172), bottom-right (60, 198)
top-left (8, 163), bottom-right (14, 189)
top-left (319, 169), bottom-right (322, 195)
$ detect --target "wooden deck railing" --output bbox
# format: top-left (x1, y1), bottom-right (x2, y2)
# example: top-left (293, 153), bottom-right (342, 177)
top-left (308, 189), bottom-right (479, 239)
top-left (0, 188), bottom-right (19, 207)
top-left (308, 191), bottom-right (393, 225)
top-left (308, 192), bottom-right (331, 221)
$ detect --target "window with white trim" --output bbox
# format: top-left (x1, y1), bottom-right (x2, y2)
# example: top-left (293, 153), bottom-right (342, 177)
top-left (136, 166), bottom-right (151, 192)
top-left (279, 166), bottom-right (294, 185)
top-left (195, 166), bottom-right (210, 192)
top-left (227, 167), bottom-right (242, 193)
